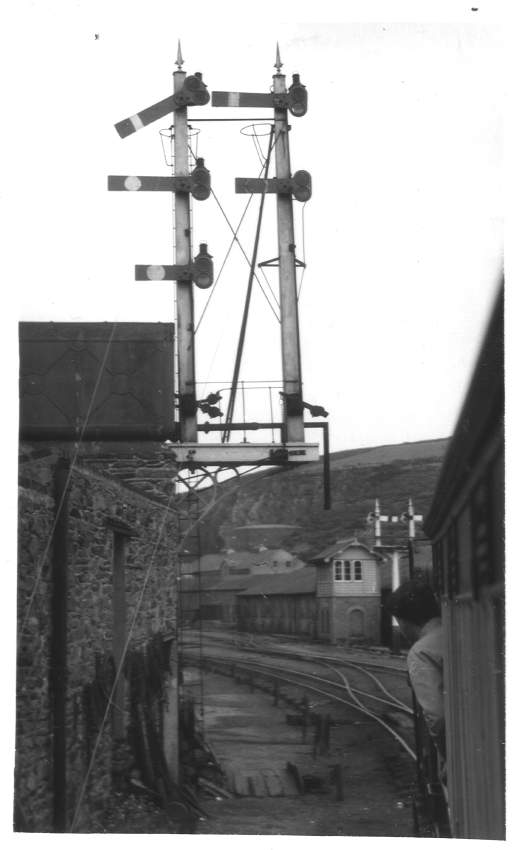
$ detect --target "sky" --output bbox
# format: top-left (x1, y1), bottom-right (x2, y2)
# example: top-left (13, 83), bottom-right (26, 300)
top-left (1, 0), bottom-right (505, 458)
top-left (0, 2), bottom-right (514, 845)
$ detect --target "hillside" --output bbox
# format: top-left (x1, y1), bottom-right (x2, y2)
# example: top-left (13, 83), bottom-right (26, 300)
top-left (195, 437), bottom-right (449, 556)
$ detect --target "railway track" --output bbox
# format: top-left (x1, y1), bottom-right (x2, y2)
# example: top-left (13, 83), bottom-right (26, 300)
top-left (181, 628), bottom-right (409, 675)
top-left (181, 638), bottom-right (417, 762)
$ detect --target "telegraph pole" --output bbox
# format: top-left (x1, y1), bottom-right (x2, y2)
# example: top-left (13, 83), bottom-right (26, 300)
top-left (174, 45), bottom-right (197, 442)
top-left (369, 498), bottom-right (403, 653)
top-left (273, 46), bottom-right (304, 442)
top-left (368, 497), bottom-right (424, 651)
top-left (405, 497), bottom-right (423, 579)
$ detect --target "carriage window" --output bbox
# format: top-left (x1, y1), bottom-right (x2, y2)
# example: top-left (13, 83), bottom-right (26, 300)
top-left (354, 560), bottom-right (362, 580)
top-left (344, 560), bottom-right (351, 580)
top-left (334, 560), bottom-right (343, 580)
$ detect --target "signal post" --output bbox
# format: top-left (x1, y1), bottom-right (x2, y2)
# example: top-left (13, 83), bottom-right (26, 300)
top-left (273, 58), bottom-right (304, 442)
top-left (214, 44), bottom-right (311, 446)
top-left (111, 46), bottom-right (318, 462)
top-left (173, 60), bottom-right (197, 442)
top-left (368, 498), bottom-right (424, 653)
top-left (106, 44), bottom-right (328, 798)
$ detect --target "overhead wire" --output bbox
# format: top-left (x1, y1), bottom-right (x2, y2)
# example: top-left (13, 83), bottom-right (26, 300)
top-left (19, 323), bottom-right (119, 639)
top-left (20, 115), bottom-right (289, 640)
top-left (208, 189), bottom-right (280, 320)
top-left (188, 128), bottom-right (287, 328)
top-left (19, 94), bottom-right (311, 831)
top-left (222, 125), bottom-right (276, 442)
top-left (23, 98), bottom-right (309, 826)
top-left (297, 201), bottom-right (308, 299)
top-left (238, 124), bottom-right (288, 309)
top-left (190, 124), bottom-right (287, 407)
top-left (20, 113), bottom-right (177, 713)
top-left (251, 125), bottom-right (267, 167)
top-left (69, 467), bottom-right (246, 831)
top-left (70, 485), bottom-right (177, 832)
top-left (194, 191), bottom-right (257, 333)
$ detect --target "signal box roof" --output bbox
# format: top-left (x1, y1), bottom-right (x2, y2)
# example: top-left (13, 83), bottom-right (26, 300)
top-left (309, 537), bottom-right (382, 564)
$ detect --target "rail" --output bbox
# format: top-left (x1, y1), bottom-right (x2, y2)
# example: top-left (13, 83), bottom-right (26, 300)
top-left (181, 647), bottom-right (417, 762)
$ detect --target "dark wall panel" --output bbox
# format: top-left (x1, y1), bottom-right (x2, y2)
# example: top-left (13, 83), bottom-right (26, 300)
top-left (19, 322), bottom-right (175, 439)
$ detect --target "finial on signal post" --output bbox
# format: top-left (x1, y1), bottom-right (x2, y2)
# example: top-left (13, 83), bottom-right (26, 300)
top-left (176, 40), bottom-right (184, 70)
top-left (274, 42), bottom-right (283, 73)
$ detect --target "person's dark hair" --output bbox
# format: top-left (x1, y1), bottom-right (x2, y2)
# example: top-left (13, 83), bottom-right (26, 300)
top-left (385, 579), bottom-right (440, 626)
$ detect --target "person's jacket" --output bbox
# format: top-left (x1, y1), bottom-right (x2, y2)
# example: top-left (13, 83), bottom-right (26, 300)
top-left (407, 616), bottom-right (444, 745)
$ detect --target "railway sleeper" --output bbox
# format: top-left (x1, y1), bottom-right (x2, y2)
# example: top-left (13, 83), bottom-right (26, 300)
top-left (286, 711), bottom-right (334, 728)
top-left (285, 762), bottom-right (331, 796)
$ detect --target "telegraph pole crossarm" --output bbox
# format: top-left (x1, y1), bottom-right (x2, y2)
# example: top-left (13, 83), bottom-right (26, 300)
top-left (400, 498), bottom-right (423, 578)
top-left (368, 499), bottom-right (404, 652)
top-left (368, 497), bottom-right (424, 648)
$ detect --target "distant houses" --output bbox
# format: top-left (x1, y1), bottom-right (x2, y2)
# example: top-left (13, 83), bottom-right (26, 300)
top-left (180, 533), bottom-right (432, 645)
top-left (180, 549), bottom-right (305, 625)
top-left (219, 524), bottom-right (302, 551)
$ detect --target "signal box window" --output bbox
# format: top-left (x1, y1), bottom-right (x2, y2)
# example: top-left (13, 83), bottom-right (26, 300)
top-left (334, 560), bottom-right (343, 581)
top-left (344, 560), bottom-right (351, 581)
top-left (354, 560), bottom-right (362, 581)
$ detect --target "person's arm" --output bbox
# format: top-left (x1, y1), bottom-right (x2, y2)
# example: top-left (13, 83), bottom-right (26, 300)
top-left (408, 646), bottom-right (445, 753)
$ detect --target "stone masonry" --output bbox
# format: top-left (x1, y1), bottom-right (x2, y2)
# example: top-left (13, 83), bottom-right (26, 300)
top-left (16, 446), bottom-right (179, 832)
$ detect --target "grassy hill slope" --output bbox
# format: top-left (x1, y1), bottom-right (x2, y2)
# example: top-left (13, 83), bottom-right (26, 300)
top-left (195, 437), bottom-right (449, 556)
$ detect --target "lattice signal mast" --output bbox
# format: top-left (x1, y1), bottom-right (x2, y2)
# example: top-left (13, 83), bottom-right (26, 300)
top-left (109, 42), bottom-right (325, 471)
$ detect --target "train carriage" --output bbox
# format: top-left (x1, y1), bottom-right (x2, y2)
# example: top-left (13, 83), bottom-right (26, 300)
top-left (424, 282), bottom-right (505, 839)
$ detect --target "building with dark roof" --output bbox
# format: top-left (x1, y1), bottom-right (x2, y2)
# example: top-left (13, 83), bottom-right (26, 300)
top-left (309, 538), bottom-right (385, 643)
top-left (180, 535), bottom-right (432, 642)
top-left (180, 548), bottom-right (305, 625)
top-left (236, 567), bottom-right (317, 637)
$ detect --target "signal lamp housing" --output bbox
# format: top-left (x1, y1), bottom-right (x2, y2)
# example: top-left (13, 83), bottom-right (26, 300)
top-left (192, 243), bottom-right (214, 289)
top-left (183, 73), bottom-right (210, 105)
top-left (292, 170), bottom-right (312, 202)
top-left (175, 72), bottom-right (210, 108)
top-left (288, 74), bottom-right (308, 117)
top-left (190, 157), bottom-right (211, 201)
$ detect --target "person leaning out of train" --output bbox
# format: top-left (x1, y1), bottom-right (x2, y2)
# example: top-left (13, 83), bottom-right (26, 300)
top-left (386, 580), bottom-right (445, 759)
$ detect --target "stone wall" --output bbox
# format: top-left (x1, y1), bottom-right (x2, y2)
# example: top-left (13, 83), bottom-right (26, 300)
top-left (16, 484), bottom-right (54, 831)
top-left (16, 448), bottom-right (179, 832)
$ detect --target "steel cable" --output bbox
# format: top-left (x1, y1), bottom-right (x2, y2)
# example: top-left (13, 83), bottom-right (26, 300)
top-left (19, 323), bottom-right (119, 639)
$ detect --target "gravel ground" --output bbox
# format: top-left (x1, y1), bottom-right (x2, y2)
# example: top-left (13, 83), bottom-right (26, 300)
top-left (83, 790), bottom-right (189, 833)
top-left (79, 646), bottom-right (419, 835)
top-left (189, 669), bottom-right (418, 836)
